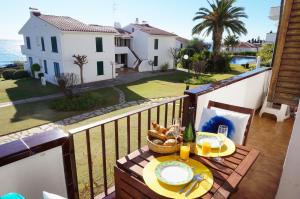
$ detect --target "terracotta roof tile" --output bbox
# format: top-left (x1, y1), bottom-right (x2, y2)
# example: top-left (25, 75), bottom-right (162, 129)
top-left (176, 36), bottom-right (189, 43)
top-left (38, 15), bottom-right (117, 33)
top-left (134, 24), bottom-right (177, 36)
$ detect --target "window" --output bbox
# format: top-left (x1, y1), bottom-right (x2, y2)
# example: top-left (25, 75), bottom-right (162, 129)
top-left (180, 43), bottom-right (183, 49)
top-left (41, 37), bottom-right (45, 51)
top-left (154, 56), bottom-right (158, 66)
top-left (54, 62), bottom-right (60, 77)
top-left (154, 39), bottom-right (159, 50)
top-left (26, 37), bottom-right (31, 49)
top-left (97, 61), bottom-right (104, 75)
top-left (44, 60), bottom-right (48, 74)
top-left (96, 37), bottom-right (103, 52)
top-left (28, 57), bottom-right (33, 66)
top-left (132, 28), bottom-right (135, 32)
top-left (51, 36), bottom-right (58, 53)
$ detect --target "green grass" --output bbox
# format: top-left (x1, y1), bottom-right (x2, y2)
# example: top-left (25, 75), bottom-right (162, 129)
top-left (0, 77), bottom-right (59, 103)
top-left (118, 65), bottom-right (249, 101)
top-left (0, 87), bottom-right (119, 135)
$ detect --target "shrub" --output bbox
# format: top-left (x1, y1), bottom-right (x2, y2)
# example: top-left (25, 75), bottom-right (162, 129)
top-left (231, 51), bottom-right (257, 56)
top-left (258, 44), bottom-right (275, 66)
top-left (13, 70), bottom-right (30, 79)
top-left (160, 63), bottom-right (169, 72)
top-left (31, 63), bottom-right (41, 72)
top-left (49, 93), bottom-right (105, 111)
top-left (206, 54), bottom-right (232, 73)
top-left (2, 69), bottom-right (16, 80)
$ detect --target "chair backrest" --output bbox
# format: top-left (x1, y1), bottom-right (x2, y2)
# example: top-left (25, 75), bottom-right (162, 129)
top-left (207, 101), bottom-right (255, 145)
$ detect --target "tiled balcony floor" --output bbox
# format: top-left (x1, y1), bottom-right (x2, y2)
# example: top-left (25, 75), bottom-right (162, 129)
top-left (231, 114), bottom-right (294, 199)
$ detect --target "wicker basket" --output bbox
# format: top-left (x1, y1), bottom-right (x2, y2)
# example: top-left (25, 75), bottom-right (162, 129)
top-left (147, 136), bottom-right (180, 154)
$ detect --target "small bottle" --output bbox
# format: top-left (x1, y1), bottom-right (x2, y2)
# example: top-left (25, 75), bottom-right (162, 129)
top-left (183, 106), bottom-right (195, 142)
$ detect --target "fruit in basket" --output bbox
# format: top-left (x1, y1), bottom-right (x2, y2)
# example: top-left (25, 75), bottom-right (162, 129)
top-left (165, 131), bottom-right (176, 139)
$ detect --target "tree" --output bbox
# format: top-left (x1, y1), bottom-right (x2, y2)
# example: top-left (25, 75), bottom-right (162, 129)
top-left (258, 44), bottom-right (275, 66)
top-left (72, 54), bottom-right (88, 84)
top-left (186, 38), bottom-right (208, 53)
top-left (169, 47), bottom-right (180, 68)
top-left (192, 0), bottom-right (247, 58)
top-left (56, 73), bottom-right (79, 99)
top-left (224, 35), bottom-right (239, 52)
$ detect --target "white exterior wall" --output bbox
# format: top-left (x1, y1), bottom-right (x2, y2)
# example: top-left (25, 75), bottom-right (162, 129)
top-left (115, 46), bottom-right (137, 68)
top-left (266, 32), bottom-right (277, 44)
top-left (19, 16), bottom-right (63, 84)
top-left (147, 36), bottom-right (176, 71)
top-left (276, 106), bottom-right (300, 199)
top-left (233, 47), bottom-right (258, 53)
top-left (61, 32), bottom-right (115, 83)
top-left (194, 69), bottom-right (271, 130)
top-left (0, 147), bottom-right (67, 199)
top-left (176, 40), bottom-right (187, 49)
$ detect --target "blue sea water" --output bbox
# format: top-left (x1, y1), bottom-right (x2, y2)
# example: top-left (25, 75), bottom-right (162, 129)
top-left (0, 40), bottom-right (26, 67)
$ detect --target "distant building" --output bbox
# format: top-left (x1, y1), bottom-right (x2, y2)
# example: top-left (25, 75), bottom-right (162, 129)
top-left (265, 6), bottom-right (280, 44)
top-left (19, 10), bottom-right (178, 84)
top-left (232, 42), bottom-right (260, 53)
top-left (176, 36), bottom-right (189, 49)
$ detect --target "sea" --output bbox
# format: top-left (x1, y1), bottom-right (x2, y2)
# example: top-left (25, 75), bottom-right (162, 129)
top-left (0, 39), bottom-right (26, 68)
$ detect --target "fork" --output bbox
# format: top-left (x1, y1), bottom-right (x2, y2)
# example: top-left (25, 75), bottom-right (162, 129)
top-left (185, 174), bottom-right (204, 197)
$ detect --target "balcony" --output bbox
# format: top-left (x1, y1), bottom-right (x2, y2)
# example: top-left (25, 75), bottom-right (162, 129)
top-left (0, 67), bottom-right (298, 199)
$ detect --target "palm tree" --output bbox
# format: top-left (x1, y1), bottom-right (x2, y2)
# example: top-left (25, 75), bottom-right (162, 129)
top-left (192, 0), bottom-right (247, 58)
top-left (224, 35), bottom-right (239, 52)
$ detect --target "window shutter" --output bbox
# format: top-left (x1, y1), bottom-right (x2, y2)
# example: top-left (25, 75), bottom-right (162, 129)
top-left (97, 61), bottom-right (104, 75)
top-left (41, 37), bottom-right (45, 51)
top-left (268, 0), bottom-right (300, 106)
top-left (154, 39), bottom-right (159, 49)
top-left (44, 60), bottom-right (48, 74)
top-left (26, 37), bottom-right (31, 49)
top-left (96, 37), bottom-right (103, 52)
top-left (154, 56), bottom-right (158, 66)
top-left (51, 37), bottom-right (58, 53)
top-left (54, 62), bottom-right (60, 77)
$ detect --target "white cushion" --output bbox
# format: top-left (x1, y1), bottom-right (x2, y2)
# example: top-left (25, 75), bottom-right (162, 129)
top-left (43, 191), bottom-right (66, 199)
top-left (198, 107), bottom-right (250, 144)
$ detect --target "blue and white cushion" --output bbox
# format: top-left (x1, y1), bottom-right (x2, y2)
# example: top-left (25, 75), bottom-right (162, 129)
top-left (198, 107), bottom-right (250, 144)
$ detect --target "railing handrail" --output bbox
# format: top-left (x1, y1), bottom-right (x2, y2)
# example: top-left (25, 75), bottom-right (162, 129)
top-left (69, 95), bottom-right (188, 134)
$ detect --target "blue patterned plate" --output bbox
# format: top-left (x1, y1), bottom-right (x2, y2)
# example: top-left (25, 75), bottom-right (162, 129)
top-left (155, 161), bottom-right (193, 186)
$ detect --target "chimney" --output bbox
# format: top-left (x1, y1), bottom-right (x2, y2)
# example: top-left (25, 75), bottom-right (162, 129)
top-left (135, 18), bottom-right (139, 24)
top-left (29, 7), bottom-right (41, 17)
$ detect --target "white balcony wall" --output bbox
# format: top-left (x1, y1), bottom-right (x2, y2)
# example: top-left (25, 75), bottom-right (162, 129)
top-left (0, 147), bottom-right (67, 199)
top-left (194, 69), bottom-right (271, 129)
top-left (276, 106), bottom-right (300, 199)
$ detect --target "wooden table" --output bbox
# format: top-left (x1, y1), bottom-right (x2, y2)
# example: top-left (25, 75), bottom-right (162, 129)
top-left (115, 145), bottom-right (259, 199)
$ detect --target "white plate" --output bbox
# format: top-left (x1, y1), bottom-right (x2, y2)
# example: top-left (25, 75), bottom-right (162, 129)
top-left (196, 134), bottom-right (222, 148)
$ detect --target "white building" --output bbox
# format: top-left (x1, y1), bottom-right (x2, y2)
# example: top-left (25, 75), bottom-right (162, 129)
top-left (265, 6), bottom-right (280, 44)
top-left (122, 22), bottom-right (177, 72)
top-left (19, 11), bottom-right (178, 84)
top-left (176, 36), bottom-right (189, 49)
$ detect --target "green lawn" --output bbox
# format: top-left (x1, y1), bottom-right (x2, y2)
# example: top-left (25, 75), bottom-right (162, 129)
top-left (0, 77), bottom-right (59, 103)
top-left (0, 87), bottom-right (119, 134)
top-left (118, 65), bottom-right (248, 101)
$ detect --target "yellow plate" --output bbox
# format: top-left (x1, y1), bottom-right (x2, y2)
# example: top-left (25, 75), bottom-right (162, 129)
top-left (143, 155), bottom-right (214, 199)
top-left (193, 132), bottom-right (236, 157)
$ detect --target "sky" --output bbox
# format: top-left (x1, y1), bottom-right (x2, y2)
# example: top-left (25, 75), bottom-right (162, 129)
top-left (0, 0), bottom-right (280, 42)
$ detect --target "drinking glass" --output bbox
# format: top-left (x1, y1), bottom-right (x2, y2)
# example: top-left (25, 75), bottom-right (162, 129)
top-left (172, 118), bottom-right (181, 136)
top-left (215, 125), bottom-right (228, 162)
top-left (201, 141), bottom-right (211, 155)
top-left (179, 143), bottom-right (190, 161)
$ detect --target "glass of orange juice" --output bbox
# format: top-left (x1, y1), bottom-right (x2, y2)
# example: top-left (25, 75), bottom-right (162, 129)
top-left (180, 143), bottom-right (190, 161)
top-left (202, 141), bottom-right (211, 155)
